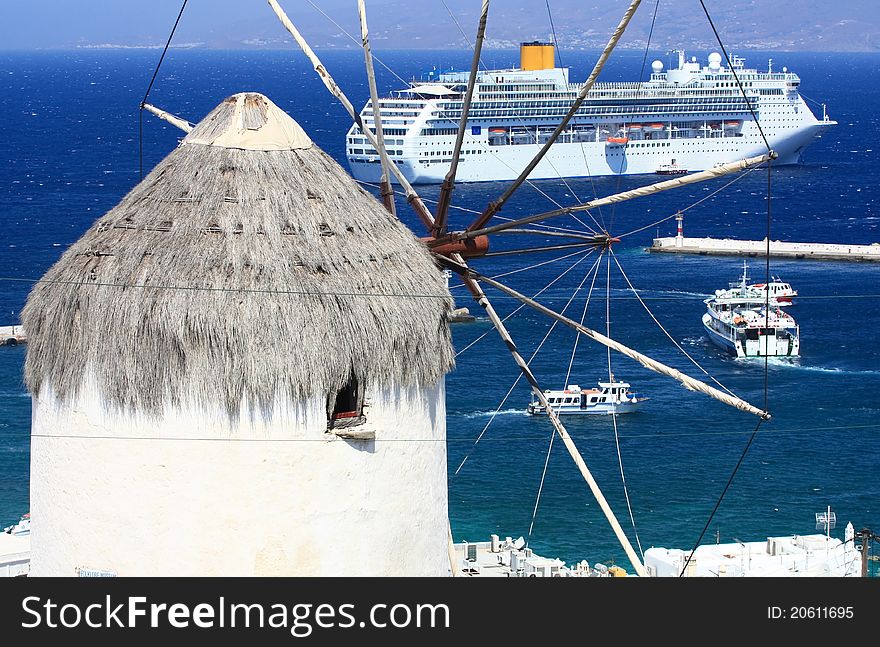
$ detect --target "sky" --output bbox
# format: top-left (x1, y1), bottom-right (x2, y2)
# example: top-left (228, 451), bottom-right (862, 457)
top-left (0, 0), bottom-right (369, 50)
top-left (0, 0), bottom-right (874, 51)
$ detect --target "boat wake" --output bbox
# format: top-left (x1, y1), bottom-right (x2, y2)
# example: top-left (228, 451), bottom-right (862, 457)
top-left (459, 408), bottom-right (526, 419)
top-left (645, 289), bottom-right (709, 299)
top-left (758, 359), bottom-right (880, 376)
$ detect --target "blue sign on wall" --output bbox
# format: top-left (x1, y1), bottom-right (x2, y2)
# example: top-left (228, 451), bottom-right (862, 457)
top-left (472, 126), bottom-right (482, 135)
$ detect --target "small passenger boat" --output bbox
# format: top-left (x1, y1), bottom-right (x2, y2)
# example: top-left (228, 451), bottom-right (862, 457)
top-left (655, 161), bottom-right (687, 175)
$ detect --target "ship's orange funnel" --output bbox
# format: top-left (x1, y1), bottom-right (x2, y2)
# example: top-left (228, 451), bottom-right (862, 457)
top-left (520, 41), bottom-right (555, 71)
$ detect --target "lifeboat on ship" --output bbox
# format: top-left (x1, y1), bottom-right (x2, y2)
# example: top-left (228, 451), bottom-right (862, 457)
top-left (647, 123), bottom-right (664, 131)
top-left (606, 136), bottom-right (629, 144)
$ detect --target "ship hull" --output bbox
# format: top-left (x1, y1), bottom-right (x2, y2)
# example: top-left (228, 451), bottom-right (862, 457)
top-left (350, 121), bottom-right (832, 185)
top-left (527, 401), bottom-right (643, 416)
top-left (702, 313), bottom-right (799, 358)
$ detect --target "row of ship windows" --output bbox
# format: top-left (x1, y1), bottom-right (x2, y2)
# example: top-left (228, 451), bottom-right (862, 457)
top-left (349, 131), bottom-right (760, 153)
top-left (348, 140), bottom-right (750, 161)
top-left (348, 158), bottom-right (406, 165)
top-left (348, 138), bottom-right (405, 146)
top-left (422, 150), bottom-right (485, 156)
top-left (433, 106), bottom-right (752, 120)
top-left (441, 97), bottom-right (751, 110)
top-left (482, 84), bottom-right (556, 93)
top-left (352, 128), bottom-right (408, 136)
top-left (364, 107), bottom-right (421, 117)
top-left (349, 149), bottom-right (404, 155)
top-left (373, 102), bottom-right (426, 109)
top-left (467, 87), bottom-right (759, 100)
top-left (347, 149), bottom-right (487, 157)
top-left (479, 90), bottom-right (755, 102)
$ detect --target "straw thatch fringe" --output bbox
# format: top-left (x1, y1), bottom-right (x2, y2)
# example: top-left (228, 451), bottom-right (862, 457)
top-left (23, 98), bottom-right (454, 419)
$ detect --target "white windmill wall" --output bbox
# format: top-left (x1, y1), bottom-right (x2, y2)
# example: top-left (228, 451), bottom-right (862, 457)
top-left (29, 378), bottom-right (449, 576)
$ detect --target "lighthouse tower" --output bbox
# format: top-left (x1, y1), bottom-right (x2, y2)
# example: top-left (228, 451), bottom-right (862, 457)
top-left (22, 93), bottom-right (455, 576)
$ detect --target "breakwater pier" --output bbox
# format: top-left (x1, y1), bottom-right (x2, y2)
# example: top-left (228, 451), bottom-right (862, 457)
top-left (650, 236), bottom-right (880, 261)
top-left (649, 213), bottom-right (880, 262)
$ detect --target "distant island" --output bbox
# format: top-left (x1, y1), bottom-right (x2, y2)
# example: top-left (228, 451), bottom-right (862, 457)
top-left (31, 0), bottom-right (880, 53)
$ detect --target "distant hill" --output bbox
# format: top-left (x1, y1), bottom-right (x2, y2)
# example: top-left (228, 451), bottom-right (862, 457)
top-left (246, 0), bottom-right (880, 53)
top-left (65, 1), bottom-right (880, 53)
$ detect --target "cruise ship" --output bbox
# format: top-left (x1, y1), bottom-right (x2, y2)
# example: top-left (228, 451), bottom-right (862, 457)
top-left (346, 42), bottom-right (835, 184)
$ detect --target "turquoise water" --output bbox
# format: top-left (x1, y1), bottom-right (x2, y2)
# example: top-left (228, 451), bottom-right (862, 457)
top-left (1, 49), bottom-right (878, 569)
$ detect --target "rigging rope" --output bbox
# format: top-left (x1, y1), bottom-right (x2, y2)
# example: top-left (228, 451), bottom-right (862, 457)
top-left (544, 1), bottom-right (563, 68)
top-left (680, 1), bottom-right (775, 577)
top-left (438, 0), bottom-right (606, 231)
top-left (609, 0), bottom-right (660, 233)
top-left (454, 252), bottom-right (601, 474)
top-left (679, 417), bottom-right (765, 576)
top-left (311, 0), bottom-right (590, 223)
top-left (355, 179), bottom-right (597, 238)
top-left (697, 0), bottom-right (771, 152)
top-left (616, 164), bottom-right (761, 239)
top-left (562, 250), bottom-right (603, 387)
top-left (527, 428), bottom-right (555, 546)
top-left (604, 252), bottom-right (645, 559)
top-left (441, 0), bottom-right (599, 213)
top-left (609, 249), bottom-right (739, 397)
top-left (453, 249), bottom-right (599, 357)
top-left (611, 407), bottom-right (644, 559)
top-left (13, 421), bottom-right (880, 443)
top-left (139, 0), bottom-right (189, 181)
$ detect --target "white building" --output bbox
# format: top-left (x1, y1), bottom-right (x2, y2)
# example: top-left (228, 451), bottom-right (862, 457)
top-left (645, 524), bottom-right (861, 577)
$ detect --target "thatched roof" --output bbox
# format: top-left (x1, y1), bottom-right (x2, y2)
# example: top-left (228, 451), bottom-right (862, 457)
top-left (23, 93), bottom-right (454, 418)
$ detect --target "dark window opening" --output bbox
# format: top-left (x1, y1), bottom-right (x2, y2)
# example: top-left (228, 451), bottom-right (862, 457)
top-left (327, 374), bottom-right (365, 430)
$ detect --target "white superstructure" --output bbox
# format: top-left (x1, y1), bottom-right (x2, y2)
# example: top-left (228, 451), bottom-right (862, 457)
top-left (703, 262), bottom-right (800, 357)
top-left (347, 44), bottom-right (835, 184)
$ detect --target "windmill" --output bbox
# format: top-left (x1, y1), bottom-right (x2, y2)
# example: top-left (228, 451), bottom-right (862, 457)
top-left (134, 0), bottom-right (776, 577)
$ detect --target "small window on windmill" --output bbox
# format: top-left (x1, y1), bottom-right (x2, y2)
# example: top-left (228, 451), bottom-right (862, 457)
top-left (327, 373), bottom-right (365, 429)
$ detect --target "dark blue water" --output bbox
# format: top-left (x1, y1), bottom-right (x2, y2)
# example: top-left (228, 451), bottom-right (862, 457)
top-left (1, 49), bottom-right (878, 570)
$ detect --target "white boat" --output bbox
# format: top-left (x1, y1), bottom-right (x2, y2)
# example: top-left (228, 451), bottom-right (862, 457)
top-left (527, 380), bottom-right (646, 415)
top-left (347, 45), bottom-right (835, 184)
top-left (655, 160), bottom-right (688, 175)
top-left (748, 276), bottom-right (797, 304)
top-left (2, 512), bottom-right (30, 536)
top-left (703, 264), bottom-right (800, 357)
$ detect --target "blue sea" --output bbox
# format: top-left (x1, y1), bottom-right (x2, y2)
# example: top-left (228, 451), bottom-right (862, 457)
top-left (1, 48), bottom-right (878, 571)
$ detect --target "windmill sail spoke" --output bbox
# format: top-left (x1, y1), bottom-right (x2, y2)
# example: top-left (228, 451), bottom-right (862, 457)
top-left (492, 229), bottom-right (601, 241)
top-left (434, 0), bottom-right (490, 235)
top-left (141, 103), bottom-right (193, 133)
top-left (454, 253), bottom-right (647, 577)
top-left (268, 0), bottom-right (435, 232)
top-left (468, 0), bottom-right (644, 233)
top-left (358, 0), bottom-right (396, 216)
top-left (431, 152), bottom-right (777, 247)
top-left (444, 260), bottom-right (771, 420)
top-left (482, 242), bottom-right (606, 258)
